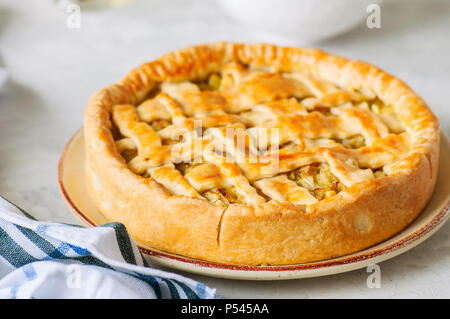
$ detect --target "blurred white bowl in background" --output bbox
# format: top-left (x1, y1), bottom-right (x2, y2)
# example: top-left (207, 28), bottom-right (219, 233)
top-left (217, 0), bottom-right (380, 44)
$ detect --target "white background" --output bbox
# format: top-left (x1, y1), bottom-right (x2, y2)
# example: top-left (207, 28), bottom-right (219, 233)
top-left (0, 0), bottom-right (449, 298)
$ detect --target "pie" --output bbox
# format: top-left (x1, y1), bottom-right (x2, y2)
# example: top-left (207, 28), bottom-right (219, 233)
top-left (84, 43), bottom-right (440, 265)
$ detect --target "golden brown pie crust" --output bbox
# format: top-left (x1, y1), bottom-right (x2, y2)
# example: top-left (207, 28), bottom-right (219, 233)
top-left (84, 43), bottom-right (440, 265)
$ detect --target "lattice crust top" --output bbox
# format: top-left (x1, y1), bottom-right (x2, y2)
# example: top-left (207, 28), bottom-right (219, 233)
top-left (111, 61), bottom-right (410, 207)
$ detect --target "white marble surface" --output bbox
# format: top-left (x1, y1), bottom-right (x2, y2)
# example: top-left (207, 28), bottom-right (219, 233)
top-left (0, 0), bottom-right (449, 298)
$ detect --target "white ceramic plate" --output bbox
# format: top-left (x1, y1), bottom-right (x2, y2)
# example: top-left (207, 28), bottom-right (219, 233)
top-left (58, 129), bottom-right (450, 280)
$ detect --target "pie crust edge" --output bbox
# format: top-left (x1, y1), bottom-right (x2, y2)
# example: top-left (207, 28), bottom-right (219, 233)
top-left (83, 42), bottom-right (440, 265)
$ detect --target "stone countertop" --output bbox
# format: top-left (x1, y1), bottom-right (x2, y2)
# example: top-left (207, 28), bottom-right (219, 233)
top-left (0, 0), bottom-right (449, 298)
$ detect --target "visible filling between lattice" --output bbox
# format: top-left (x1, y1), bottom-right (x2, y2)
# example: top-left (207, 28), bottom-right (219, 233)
top-left (110, 62), bottom-right (410, 206)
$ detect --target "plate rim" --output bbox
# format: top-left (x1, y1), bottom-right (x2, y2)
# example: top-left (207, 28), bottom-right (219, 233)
top-left (58, 128), bottom-right (450, 273)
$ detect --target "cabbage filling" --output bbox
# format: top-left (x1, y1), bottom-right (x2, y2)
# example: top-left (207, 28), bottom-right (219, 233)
top-left (175, 163), bottom-right (202, 175)
top-left (288, 163), bottom-right (345, 200)
top-left (150, 119), bottom-right (171, 131)
top-left (338, 134), bottom-right (366, 149)
top-left (198, 73), bottom-right (222, 91)
top-left (202, 187), bottom-right (243, 206)
top-left (120, 149), bottom-right (137, 163)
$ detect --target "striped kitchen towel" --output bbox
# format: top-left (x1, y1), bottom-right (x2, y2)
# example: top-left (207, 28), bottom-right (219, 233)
top-left (0, 196), bottom-right (219, 299)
